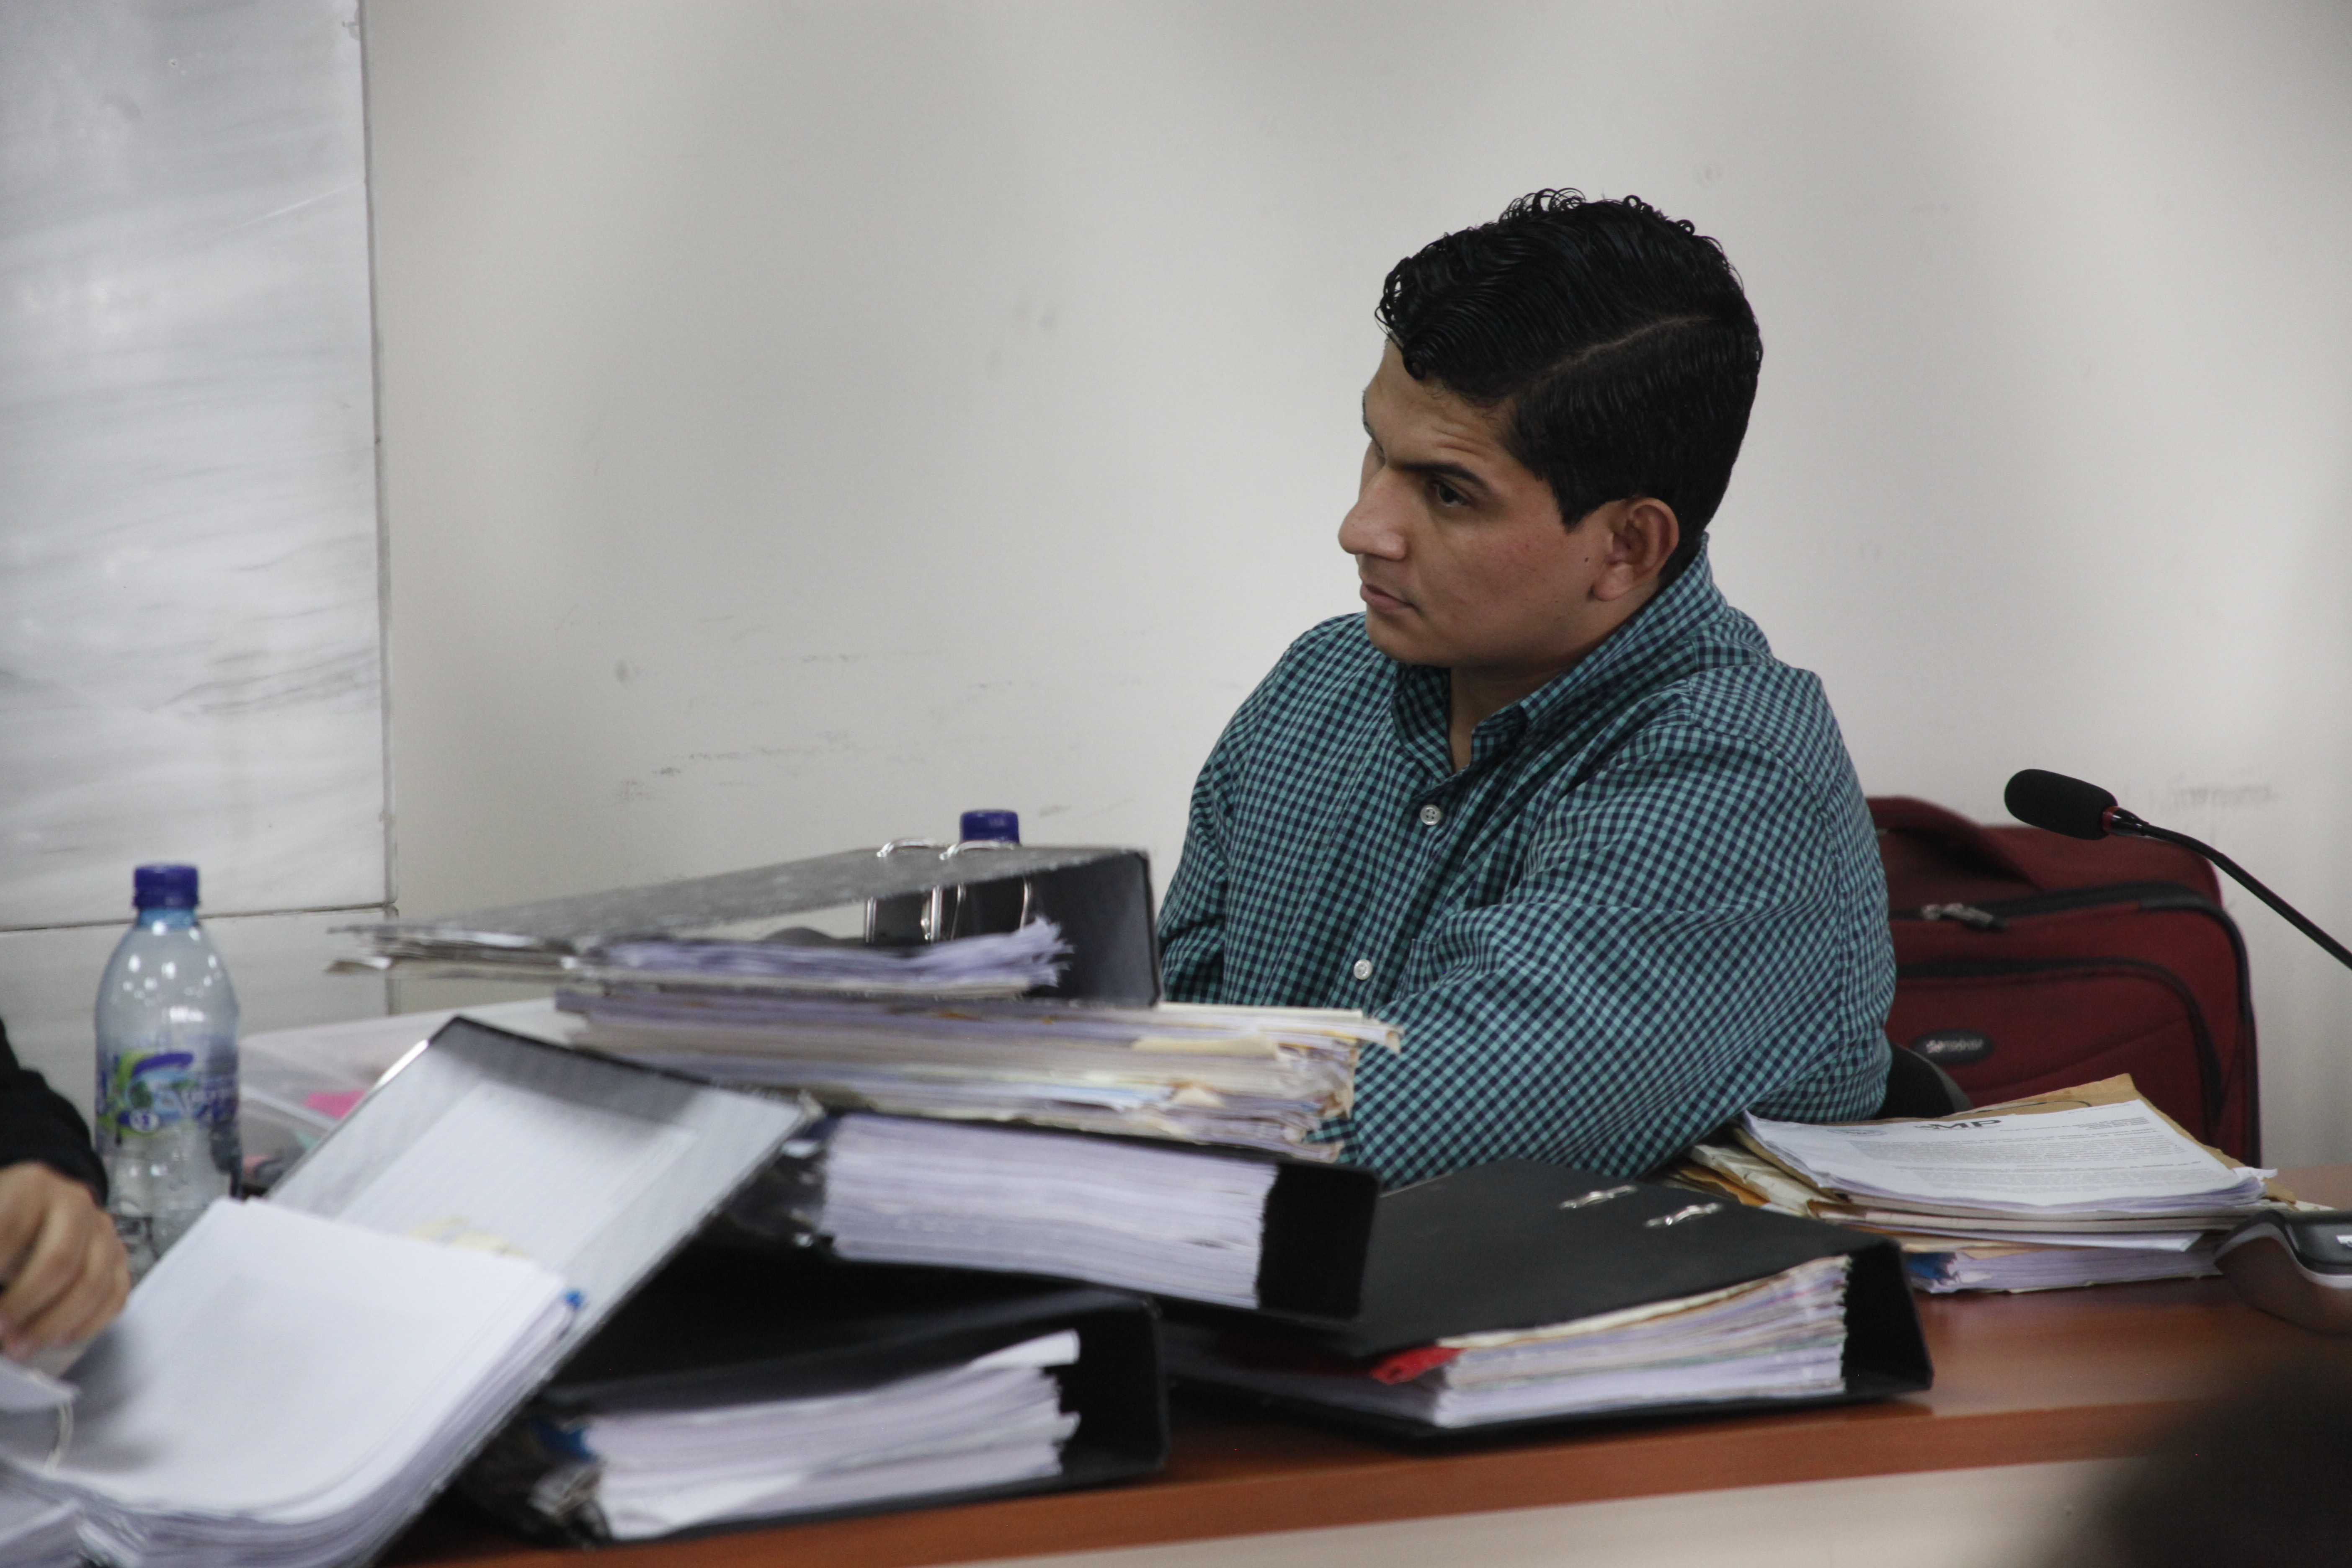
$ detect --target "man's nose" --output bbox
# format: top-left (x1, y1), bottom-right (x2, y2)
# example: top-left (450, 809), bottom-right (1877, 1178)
top-left (1338, 475), bottom-right (1409, 560)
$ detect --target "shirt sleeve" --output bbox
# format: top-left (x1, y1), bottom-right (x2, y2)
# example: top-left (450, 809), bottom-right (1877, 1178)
top-left (1157, 716), bottom-right (1240, 1003)
top-left (1343, 718), bottom-right (1894, 1186)
top-left (0, 1019), bottom-right (108, 1199)
top-left (1159, 614), bottom-right (1368, 1006)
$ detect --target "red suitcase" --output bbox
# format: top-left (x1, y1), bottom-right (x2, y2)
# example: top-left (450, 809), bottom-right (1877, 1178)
top-left (1871, 796), bottom-right (2260, 1162)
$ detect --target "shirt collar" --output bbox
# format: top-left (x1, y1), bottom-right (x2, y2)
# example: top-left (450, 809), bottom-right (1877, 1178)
top-left (1387, 544), bottom-right (1728, 776)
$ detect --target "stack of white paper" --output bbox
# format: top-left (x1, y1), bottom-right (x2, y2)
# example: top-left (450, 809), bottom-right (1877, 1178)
top-left (566, 993), bottom-right (1381, 1160)
top-left (1908, 1243), bottom-right (2224, 1294)
top-left (334, 843), bottom-right (1149, 999)
top-left (344, 920), bottom-right (1069, 999)
top-left (1167, 1257), bottom-right (1850, 1429)
top-left (582, 1332), bottom-right (1080, 1540)
top-left (819, 1114), bottom-right (1279, 1307)
top-left (0, 1200), bottom-right (572, 1568)
top-left (585, 922), bottom-right (1070, 998)
top-left (1677, 1082), bottom-right (2275, 1292)
top-left (1741, 1101), bottom-right (2267, 1221)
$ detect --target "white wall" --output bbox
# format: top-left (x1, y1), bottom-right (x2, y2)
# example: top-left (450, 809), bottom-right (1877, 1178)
top-left (364, 2), bottom-right (2352, 1160)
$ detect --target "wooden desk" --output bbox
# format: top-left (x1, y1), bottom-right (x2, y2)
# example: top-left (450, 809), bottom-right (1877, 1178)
top-left (385, 1168), bottom-right (2352, 1568)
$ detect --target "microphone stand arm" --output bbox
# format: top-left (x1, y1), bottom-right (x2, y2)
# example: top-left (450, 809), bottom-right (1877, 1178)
top-left (2107, 810), bottom-right (2352, 972)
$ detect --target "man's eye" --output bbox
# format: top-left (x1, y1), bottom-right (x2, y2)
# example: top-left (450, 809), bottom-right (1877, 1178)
top-left (1431, 479), bottom-right (1466, 507)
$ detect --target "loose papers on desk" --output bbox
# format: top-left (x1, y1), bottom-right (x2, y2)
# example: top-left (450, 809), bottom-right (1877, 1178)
top-left (1673, 1077), bottom-right (2280, 1293)
top-left (565, 991), bottom-right (1386, 1161)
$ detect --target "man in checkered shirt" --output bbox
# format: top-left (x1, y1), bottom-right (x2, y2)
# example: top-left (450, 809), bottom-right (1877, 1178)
top-left (1158, 191), bottom-right (1895, 1186)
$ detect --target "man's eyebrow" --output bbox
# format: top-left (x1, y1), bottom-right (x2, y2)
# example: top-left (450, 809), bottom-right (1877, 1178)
top-left (1387, 451), bottom-right (1492, 495)
top-left (1361, 403), bottom-right (1491, 495)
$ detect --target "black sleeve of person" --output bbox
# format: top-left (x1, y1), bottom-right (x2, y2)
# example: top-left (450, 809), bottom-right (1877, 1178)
top-left (0, 1019), bottom-right (108, 1201)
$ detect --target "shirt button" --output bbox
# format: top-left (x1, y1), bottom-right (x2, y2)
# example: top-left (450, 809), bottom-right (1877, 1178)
top-left (1418, 804), bottom-right (1443, 826)
top-left (1351, 959), bottom-right (1373, 980)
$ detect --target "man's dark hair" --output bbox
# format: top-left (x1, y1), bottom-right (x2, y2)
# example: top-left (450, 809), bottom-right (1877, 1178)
top-left (1375, 189), bottom-right (1761, 582)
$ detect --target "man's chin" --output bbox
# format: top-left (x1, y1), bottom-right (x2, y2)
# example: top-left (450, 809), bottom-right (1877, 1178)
top-left (1359, 612), bottom-right (1436, 665)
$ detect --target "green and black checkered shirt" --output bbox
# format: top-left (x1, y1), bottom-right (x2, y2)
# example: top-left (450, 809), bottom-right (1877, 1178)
top-left (1160, 550), bottom-right (1893, 1186)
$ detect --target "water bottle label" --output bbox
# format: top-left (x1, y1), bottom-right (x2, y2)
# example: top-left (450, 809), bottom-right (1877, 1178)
top-left (102, 1050), bottom-right (236, 1137)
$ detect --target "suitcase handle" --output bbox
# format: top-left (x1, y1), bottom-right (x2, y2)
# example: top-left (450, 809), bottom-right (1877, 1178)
top-left (1868, 796), bottom-right (2050, 890)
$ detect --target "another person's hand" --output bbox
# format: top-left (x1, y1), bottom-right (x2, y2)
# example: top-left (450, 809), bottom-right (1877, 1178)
top-left (0, 1162), bottom-right (130, 1358)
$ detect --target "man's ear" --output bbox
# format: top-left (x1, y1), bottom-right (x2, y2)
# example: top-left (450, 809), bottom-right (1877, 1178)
top-left (1591, 498), bottom-right (1680, 602)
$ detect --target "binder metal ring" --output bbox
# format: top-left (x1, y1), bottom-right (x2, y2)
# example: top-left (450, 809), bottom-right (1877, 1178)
top-left (865, 840), bottom-right (946, 944)
top-left (864, 838), bottom-right (1038, 944)
top-left (939, 839), bottom-right (1033, 940)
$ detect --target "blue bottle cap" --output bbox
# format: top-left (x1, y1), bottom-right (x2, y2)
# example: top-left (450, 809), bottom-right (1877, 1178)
top-left (958, 810), bottom-right (1020, 844)
top-left (133, 864), bottom-right (199, 910)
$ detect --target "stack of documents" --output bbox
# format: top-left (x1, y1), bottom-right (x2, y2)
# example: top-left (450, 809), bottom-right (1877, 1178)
top-left (0, 1201), bottom-right (573, 1568)
top-left (335, 842), bottom-right (1160, 1002)
top-left (575, 1331), bottom-right (1078, 1539)
top-left (817, 1114), bottom-right (1281, 1307)
top-left (1161, 1162), bottom-right (1929, 1437)
top-left (1903, 1246), bottom-right (2226, 1293)
top-left (463, 1242), bottom-right (1167, 1545)
top-left (589, 923), bottom-right (1069, 997)
top-left (1674, 1077), bottom-right (2280, 1292)
top-left (1167, 1256), bottom-right (1850, 1429)
top-left (566, 992), bottom-right (1384, 1160)
top-left (347, 921), bottom-right (1069, 1000)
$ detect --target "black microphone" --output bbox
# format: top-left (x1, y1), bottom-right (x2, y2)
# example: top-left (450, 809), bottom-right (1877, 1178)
top-left (2004, 769), bottom-right (2352, 972)
top-left (2004, 769), bottom-right (2130, 841)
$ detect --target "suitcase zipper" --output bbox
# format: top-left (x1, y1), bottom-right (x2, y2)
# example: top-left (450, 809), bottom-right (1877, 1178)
top-left (1916, 903), bottom-right (2008, 931)
top-left (1894, 877), bottom-right (2257, 1153)
top-left (1895, 880), bottom-right (2211, 924)
top-left (1893, 954), bottom-right (2227, 1141)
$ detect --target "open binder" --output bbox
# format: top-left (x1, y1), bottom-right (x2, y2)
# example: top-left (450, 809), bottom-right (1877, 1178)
top-left (1170, 1161), bottom-right (1932, 1441)
top-left (462, 1247), bottom-right (1166, 1543)
top-left (266, 1017), bottom-right (815, 1343)
top-left (346, 843), bottom-right (1161, 1005)
top-left (0, 1017), bottom-right (812, 1568)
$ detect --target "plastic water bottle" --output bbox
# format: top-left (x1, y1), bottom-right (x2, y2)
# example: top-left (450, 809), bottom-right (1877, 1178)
top-left (94, 864), bottom-right (240, 1274)
top-left (958, 810), bottom-right (1020, 845)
